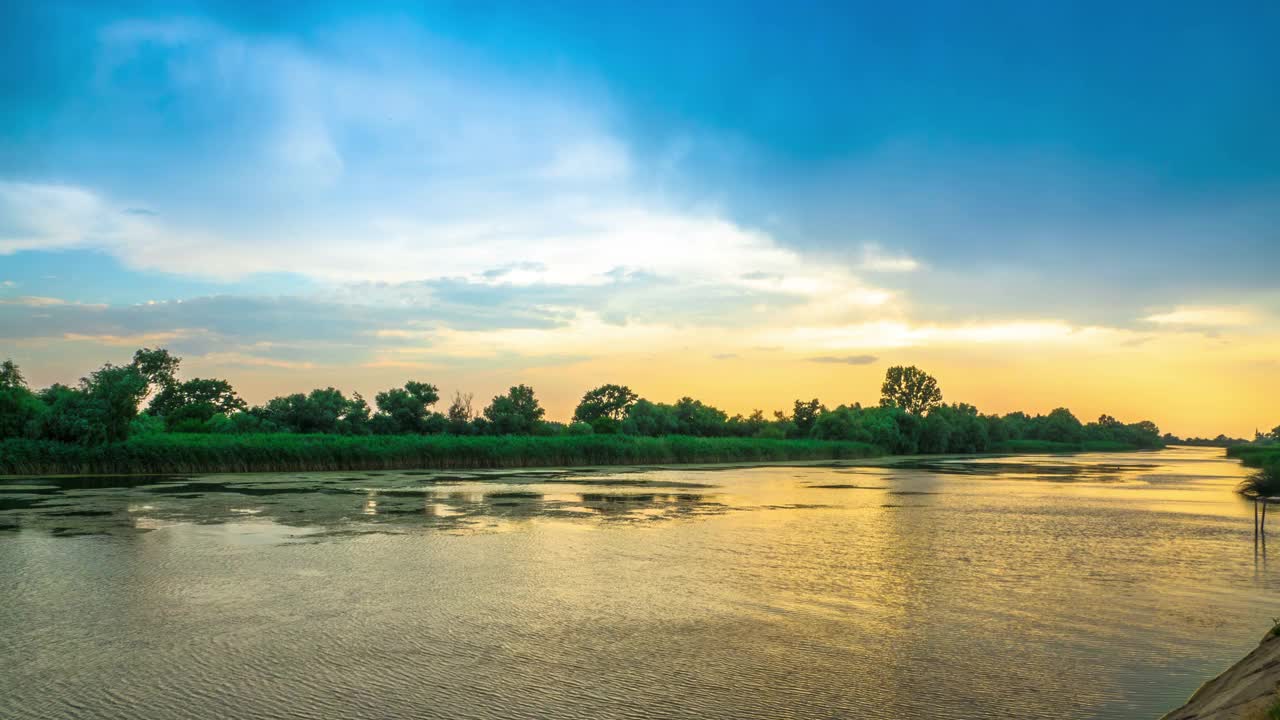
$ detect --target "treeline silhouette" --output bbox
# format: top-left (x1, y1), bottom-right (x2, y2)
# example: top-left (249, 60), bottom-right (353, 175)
top-left (0, 348), bottom-right (1169, 456)
top-left (1163, 433), bottom-right (1256, 448)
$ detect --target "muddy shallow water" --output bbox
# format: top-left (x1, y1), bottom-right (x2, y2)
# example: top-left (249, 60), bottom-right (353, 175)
top-left (0, 447), bottom-right (1271, 719)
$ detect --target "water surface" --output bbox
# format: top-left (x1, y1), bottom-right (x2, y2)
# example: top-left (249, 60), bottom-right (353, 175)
top-left (1, 447), bottom-right (1272, 719)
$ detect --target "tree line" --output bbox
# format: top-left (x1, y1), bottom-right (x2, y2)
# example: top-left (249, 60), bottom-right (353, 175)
top-left (0, 349), bottom-right (1178, 453)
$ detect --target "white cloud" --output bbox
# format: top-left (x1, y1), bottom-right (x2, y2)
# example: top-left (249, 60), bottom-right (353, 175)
top-left (859, 244), bottom-right (919, 272)
top-left (1143, 306), bottom-right (1261, 327)
top-left (0, 183), bottom-right (110, 254)
top-left (0, 18), bottom-right (891, 317)
top-left (541, 139), bottom-right (631, 181)
top-left (767, 320), bottom-right (1126, 350)
top-left (0, 295), bottom-right (74, 307)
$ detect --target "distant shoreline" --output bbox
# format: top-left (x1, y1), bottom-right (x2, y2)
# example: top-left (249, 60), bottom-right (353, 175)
top-left (0, 433), bottom-right (1161, 476)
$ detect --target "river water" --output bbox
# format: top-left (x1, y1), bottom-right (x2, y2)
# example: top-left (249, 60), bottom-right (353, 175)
top-left (1, 446), bottom-right (1273, 719)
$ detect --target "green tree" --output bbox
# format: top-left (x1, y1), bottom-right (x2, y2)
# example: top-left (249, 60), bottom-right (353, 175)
top-left (0, 360), bottom-right (43, 439)
top-left (254, 388), bottom-right (368, 434)
top-left (150, 378), bottom-right (247, 429)
top-left (1124, 420), bottom-right (1162, 449)
top-left (725, 409), bottom-right (769, 438)
top-left (341, 392), bottom-right (372, 435)
top-left (131, 347), bottom-right (181, 396)
top-left (811, 405), bottom-right (861, 441)
top-left (1001, 411), bottom-right (1033, 440)
top-left (0, 359), bottom-right (25, 389)
top-left (39, 363), bottom-right (151, 444)
top-left (918, 408), bottom-right (954, 453)
top-left (1034, 407), bottom-right (1084, 444)
top-left (36, 384), bottom-right (103, 445)
top-left (621, 399), bottom-right (678, 436)
top-left (673, 396), bottom-right (728, 437)
top-left (788, 398), bottom-right (826, 438)
top-left (373, 381), bottom-right (441, 434)
top-left (483, 384), bottom-right (545, 435)
top-left (573, 384), bottom-right (638, 424)
top-left (879, 365), bottom-right (943, 416)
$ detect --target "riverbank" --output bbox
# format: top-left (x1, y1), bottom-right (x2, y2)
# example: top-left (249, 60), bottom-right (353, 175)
top-left (0, 434), bottom-right (884, 475)
top-left (0, 433), bottom-right (1160, 475)
top-left (1228, 445), bottom-right (1280, 470)
top-left (1162, 627), bottom-right (1280, 719)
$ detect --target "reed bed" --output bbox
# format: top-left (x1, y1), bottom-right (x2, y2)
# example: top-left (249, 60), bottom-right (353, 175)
top-left (1228, 445), bottom-right (1280, 469)
top-left (0, 434), bottom-right (884, 476)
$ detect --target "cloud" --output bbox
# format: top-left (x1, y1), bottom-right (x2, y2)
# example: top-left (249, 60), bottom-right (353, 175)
top-left (0, 295), bottom-right (420, 364)
top-left (859, 244), bottom-right (919, 272)
top-left (808, 354), bottom-right (878, 365)
top-left (1143, 306), bottom-right (1261, 327)
top-left (0, 295), bottom-right (77, 307)
top-left (541, 139), bottom-right (631, 181)
top-left (0, 17), bottom-right (910, 330)
top-left (0, 16), bottom-right (924, 357)
top-left (773, 320), bottom-right (1129, 350)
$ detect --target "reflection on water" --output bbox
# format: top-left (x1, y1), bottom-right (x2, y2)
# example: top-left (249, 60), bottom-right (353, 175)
top-left (0, 447), bottom-right (1273, 719)
top-left (0, 469), bottom-right (727, 537)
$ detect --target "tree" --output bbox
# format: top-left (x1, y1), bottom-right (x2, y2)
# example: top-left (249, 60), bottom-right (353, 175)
top-left (131, 347), bottom-right (181, 396)
top-left (0, 360), bottom-right (43, 440)
top-left (483, 384), bottom-right (545, 435)
top-left (254, 388), bottom-right (368, 434)
top-left (726, 409), bottom-right (769, 438)
top-left (673, 396), bottom-right (728, 437)
top-left (373, 381), bottom-right (441, 434)
top-left (1124, 420), bottom-right (1162, 449)
top-left (573, 384), bottom-right (638, 424)
top-left (150, 377), bottom-right (247, 429)
top-left (83, 364), bottom-right (150, 443)
top-left (918, 408), bottom-right (954, 453)
top-left (1034, 407), bottom-right (1084, 444)
top-left (789, 398), bottom-right (826, 438)
top-left (811, 405), bottom-right (861, 442)
top-left (36, 384), bottom-right (104, 445)
top-left (445, 391), bottom-right (475, 434)
top-left (621, 399), bottom-right (678, 436)
top-left (38, 363), bottom-right (152, 444)
top-left (339, 392), bottom-right (372, 435)
top-left (0, 359), bottom-right (25, 389)
top-left (879, 366), bottom-right (942, 416)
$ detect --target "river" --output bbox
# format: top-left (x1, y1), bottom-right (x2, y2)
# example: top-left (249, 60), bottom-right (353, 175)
top-left (0, 446), bottom-right (1271, 719)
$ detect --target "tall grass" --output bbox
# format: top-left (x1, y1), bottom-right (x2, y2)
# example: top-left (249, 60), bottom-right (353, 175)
top-left (0, 433), bottom-right (884, 475)
top-left (1228, 445), bottom-right (1280, 469)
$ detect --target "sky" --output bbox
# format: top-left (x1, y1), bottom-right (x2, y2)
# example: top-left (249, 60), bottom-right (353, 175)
top-left (1, 0), bottom-right (1277, 437)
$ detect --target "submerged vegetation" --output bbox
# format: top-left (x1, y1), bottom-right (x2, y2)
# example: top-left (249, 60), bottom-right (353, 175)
top-left (0, 349), bottom-right (1178, 474)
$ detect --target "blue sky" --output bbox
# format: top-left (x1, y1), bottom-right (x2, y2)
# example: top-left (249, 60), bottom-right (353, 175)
top-left (1, 1), bottom-right (1277, 434)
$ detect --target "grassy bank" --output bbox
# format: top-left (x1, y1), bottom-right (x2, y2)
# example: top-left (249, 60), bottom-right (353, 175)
top-left (0, 433), bottom-right (885, 475)
top-left (1227, 445), bottom-right (1280, 469)
top-left (990, 438), bottom-right (1147, 453)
